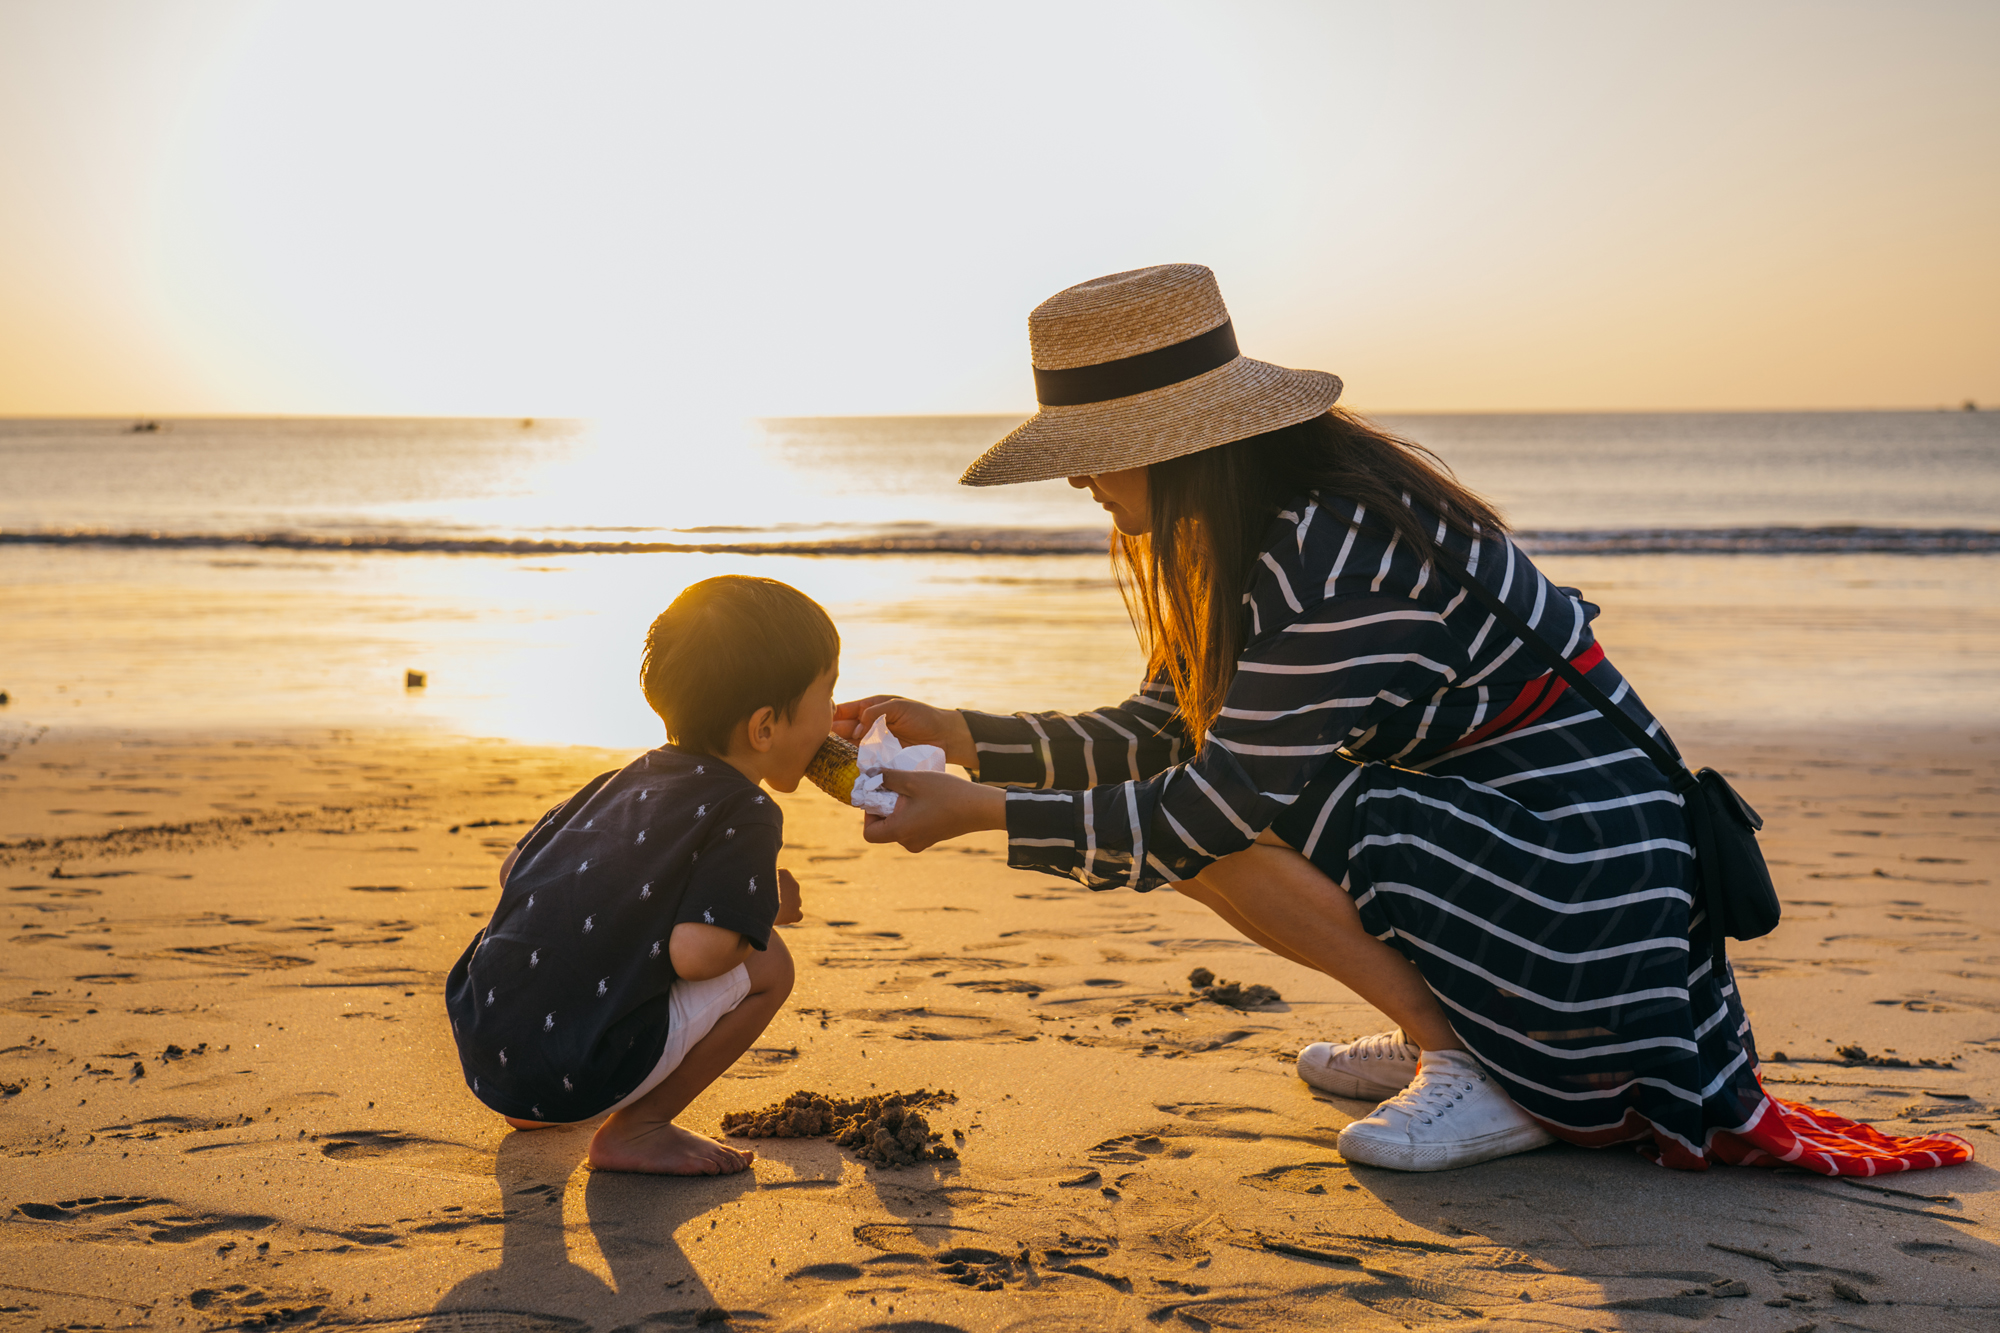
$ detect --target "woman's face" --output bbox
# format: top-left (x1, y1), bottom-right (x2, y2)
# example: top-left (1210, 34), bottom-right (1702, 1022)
top-left (1069, 467), bottom-right (1151, 535)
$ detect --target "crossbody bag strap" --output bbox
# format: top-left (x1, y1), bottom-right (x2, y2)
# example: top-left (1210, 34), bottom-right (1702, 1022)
top-left (1428, 543), bottom-right (1696, 794)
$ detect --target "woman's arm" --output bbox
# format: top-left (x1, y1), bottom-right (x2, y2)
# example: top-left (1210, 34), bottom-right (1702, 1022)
top-left (836, 677), bottom-right (1189, 788)
top-left (868, 596), bottom-right (1468, 889)
top-left (959, 674), bottom-right (1189, 789)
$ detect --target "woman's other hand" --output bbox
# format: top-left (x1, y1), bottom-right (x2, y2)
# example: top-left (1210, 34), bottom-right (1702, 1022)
top-left (861, 769), bottom-right (1006, 853)
top-left (832, 694), bottom-right (976, 768)
top-left (773, 867), bottom-right (803, 927)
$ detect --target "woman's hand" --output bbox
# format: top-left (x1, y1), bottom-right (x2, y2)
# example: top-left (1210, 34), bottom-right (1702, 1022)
top-left (773, 867), bottom-right (802, 927)
top-left (832, 694), bottom-right (977, 768)
top-left (861, 769), bottom-right (1007, 853)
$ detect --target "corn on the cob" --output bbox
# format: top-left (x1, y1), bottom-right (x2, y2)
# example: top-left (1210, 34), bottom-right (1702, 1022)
top-left (805, 734), bottom-right (861, 804)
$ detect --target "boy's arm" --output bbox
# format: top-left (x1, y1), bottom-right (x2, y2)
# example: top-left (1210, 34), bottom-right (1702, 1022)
top-left (670, 869), bottom-right (801, 978)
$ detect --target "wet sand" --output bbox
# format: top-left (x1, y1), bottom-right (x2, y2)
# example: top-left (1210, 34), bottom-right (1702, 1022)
top-left (2, 725), bottom-right (1997, 1330)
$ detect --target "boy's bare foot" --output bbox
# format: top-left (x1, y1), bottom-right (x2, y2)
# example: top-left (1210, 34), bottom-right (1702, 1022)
top-left (587, 1116), bottom-right (755, 1175)
top-left (504, 1116), bottom-right (558, 1130)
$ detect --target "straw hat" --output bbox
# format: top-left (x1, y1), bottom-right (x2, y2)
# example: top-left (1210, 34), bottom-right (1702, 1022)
top-left (960, 263), bottom-right (1342, 487)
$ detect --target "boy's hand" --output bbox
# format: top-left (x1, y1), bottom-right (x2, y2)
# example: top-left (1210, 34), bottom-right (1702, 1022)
top-left (773, 867), bottom-right (803, 926)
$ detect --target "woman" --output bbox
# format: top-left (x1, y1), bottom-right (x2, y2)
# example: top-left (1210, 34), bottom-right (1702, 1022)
top-left (842, 264), bottom-right (1971, 1177)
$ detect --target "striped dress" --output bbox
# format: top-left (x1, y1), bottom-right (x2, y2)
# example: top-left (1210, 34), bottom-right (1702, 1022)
top-left (965, 492), bottom-right (1971, 1176)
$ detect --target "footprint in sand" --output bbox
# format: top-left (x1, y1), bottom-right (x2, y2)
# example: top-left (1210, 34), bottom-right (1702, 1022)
top-left (147, 943), bottom-right (316, 970)
top-left (844, 1006), bottom-right (1022, 1044)
top-left (948, 979), bottom-right (1044, 996)
top-left (1086, 1133), bottom-right (1170, 1164)
top-left (1156, 1102), bottom-right (1276, 1121)
top-left (14, 1195), bottom-right (275, 1244)
top-left (187, 1284), bottom-right (328, 1325)
top-left (313, 1129), bottom-right (491, 1178)
top-left (1240, 1161), bottom-right (1350, 1195)
top-left (819, 953), bottom-right (1024, 973)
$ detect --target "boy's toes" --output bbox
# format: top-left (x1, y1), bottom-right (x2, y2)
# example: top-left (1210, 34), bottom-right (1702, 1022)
top-left (587, 1120), bottom-right (756, 1175)
top-left (698, 1136), bottom-right (753, 1174)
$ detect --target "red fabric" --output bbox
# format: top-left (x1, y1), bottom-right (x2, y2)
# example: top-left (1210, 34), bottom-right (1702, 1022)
top-left (1704, 1091), bottom-right (1974, 1176)
top-left (1540, 1075), bottom-right (1974, 1175)
top-left (1451, 642), bottom-right (1607, 752)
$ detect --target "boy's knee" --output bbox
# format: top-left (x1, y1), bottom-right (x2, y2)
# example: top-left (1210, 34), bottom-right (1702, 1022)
top-left (747, 935), bottom-right (795, 999)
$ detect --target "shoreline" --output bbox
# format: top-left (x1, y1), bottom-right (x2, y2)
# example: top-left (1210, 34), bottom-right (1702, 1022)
top-left (1, 722), bottom-right (1996, 1329)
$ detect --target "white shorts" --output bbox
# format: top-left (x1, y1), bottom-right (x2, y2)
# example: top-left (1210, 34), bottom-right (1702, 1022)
top-left (605, 964), bottom-right (752, 1114)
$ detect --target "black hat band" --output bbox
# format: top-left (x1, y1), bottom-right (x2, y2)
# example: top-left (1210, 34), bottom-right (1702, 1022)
top-left (1032, 320), bottom-right (1239, 408)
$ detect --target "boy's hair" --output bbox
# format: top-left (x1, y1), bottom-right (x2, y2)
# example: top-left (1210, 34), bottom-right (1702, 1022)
top-left (642, 576), bottom-right (840, 755)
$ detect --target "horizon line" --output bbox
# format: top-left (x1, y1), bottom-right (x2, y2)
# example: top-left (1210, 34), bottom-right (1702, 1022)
top-left (0, 403), bottom-right (1986, 424)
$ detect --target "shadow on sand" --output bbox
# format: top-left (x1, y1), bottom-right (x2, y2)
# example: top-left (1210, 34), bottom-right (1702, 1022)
top-left (427, 1127), bottom-right (756, 1331)
top-left (1349, 1137), bottom-right (2000, 1324)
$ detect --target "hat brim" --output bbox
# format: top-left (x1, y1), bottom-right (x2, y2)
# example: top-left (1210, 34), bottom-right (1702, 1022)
top-left (960, 357), bottom-right (1343, 487)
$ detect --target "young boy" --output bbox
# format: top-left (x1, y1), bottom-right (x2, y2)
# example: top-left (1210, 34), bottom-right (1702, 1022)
top-left (445, 575), bottom-right (838, 1175)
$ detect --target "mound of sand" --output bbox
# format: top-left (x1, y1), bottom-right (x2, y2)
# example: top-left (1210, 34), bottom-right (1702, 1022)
top-left (720, 1088), bottom-right (959, 1167)
top-left (1187, 966), bottom-right (1281, 1009)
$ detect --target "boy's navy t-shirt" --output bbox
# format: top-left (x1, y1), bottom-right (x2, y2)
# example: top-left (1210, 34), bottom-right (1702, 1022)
top-left (445, 745), bottom-right (780, 1122)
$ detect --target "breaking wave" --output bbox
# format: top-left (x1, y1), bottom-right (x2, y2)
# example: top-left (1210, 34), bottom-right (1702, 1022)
top-left (4, 525), bottom-right (1998, 557)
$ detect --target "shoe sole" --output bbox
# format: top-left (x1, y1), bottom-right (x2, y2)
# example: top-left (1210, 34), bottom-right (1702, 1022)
top-left (1336, 1122), bottom-right (1556, 1172)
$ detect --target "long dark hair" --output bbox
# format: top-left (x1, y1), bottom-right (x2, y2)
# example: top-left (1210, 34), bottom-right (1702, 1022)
top-left (1113, 408), bottom-right (1506, 748)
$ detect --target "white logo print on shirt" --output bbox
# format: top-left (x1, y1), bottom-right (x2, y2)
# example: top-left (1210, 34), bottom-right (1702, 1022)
top-left (529, 949), bottom-right (540, 967)
top-left (497, 1048), bottom-right (508, 1066)
top-left (695, 804), bottom-right (707, 818)
top-left (703, 908), bottom-right (715, 924)
top-left (596, 977), bottom-right (609, 997)
top-left (639, 883), bottom-right (651, 900)
top-left (485, 988), bottom-right (495, 1006)
top-left (747, 876), bottom-right (757, 895)
top-left (636, 830), bottom-right (646, 845)
top-left (543, 1013), bottom-right (555, 1031)
top-left (725, 828), bottom-right (736, 838)
top-left (649, 940), bottom-right (661, 957)
top-left (582, 915), bottom-right (595, 933)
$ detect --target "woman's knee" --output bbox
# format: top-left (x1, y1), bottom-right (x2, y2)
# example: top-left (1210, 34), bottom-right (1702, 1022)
top-left (1205, 843), bottom-right (1356, 914)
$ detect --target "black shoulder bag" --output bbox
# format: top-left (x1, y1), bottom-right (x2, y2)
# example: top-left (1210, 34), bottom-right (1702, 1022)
top-left (1430, 550), bottom-right (1782, 972)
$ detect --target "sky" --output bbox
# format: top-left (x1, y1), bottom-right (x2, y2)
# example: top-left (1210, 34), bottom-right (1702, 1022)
top-left (0, 1), bottom-right (1994, 419)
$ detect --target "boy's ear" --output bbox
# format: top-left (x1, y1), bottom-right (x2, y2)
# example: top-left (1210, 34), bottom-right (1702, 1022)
top-left (743, 704), bottom-right (778, 754)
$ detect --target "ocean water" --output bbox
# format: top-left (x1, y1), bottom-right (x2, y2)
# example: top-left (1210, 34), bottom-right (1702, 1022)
top-left (2, 412), bottom-right (1997, 745)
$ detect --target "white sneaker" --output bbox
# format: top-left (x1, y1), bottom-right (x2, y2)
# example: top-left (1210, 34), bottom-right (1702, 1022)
top-left (1336, 1048), bottom-right (1555, 1172)
top-left (1296, 1030), bottom-right (1420, 1101)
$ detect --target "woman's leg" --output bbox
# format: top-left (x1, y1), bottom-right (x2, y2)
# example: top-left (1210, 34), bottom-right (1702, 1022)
top-left (1172, 878), bottom-right (1325, 972)
top-left (1182, 840), bottom-right (1463, 1054)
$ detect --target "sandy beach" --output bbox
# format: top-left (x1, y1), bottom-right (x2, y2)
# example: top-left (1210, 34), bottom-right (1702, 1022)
top-left (1, 723), bottom-right (1995, 1330)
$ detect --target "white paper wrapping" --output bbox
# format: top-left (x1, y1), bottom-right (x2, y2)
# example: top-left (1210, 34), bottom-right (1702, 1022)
top-left (850, 714), bottom-right (946, 815)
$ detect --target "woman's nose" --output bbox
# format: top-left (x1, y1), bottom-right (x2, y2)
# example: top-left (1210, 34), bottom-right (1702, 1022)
top-left (1066, 476), bottom-right (1093, 490)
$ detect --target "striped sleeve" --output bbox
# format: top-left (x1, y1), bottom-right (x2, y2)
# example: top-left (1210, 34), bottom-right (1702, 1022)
top-left (1002, 595), bottom-right (1470, 891)
top-left (961, 674), bottom-right (1188, 790)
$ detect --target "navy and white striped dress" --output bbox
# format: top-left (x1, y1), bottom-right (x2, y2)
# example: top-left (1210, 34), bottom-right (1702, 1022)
top-left (964, 491), bottom-right (1767, 1166)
